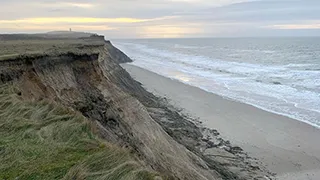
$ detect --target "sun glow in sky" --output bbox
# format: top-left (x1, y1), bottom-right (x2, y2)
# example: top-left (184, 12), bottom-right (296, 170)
top-left (0, 0), bottom-right (319, 38)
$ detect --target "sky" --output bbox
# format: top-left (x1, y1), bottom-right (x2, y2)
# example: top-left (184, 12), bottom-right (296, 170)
top-left (0, 0), bottom-right (320, 38)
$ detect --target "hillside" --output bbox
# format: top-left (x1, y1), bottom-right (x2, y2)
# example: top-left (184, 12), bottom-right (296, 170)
top-left (0, 84), bottom-right (157, 179)
top-left (0, 34), bottom-right (273, 180)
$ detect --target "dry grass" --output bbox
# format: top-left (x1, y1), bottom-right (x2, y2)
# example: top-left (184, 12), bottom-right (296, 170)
top-left (0, 84), bottom-right (158, 180)
top-left (0, 39), bottom-right (105, 61)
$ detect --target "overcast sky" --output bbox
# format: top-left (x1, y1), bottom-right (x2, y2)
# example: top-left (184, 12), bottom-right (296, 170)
top-left (1, 0), bottom-right (320, 38)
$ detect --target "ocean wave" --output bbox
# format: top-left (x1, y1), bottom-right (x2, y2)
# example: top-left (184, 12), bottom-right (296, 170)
top-left (113, 40), bottom-right (320, 128)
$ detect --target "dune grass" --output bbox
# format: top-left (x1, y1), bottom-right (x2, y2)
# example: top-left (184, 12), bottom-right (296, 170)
top-left (0, 84), bottom-right (157, 180)
top-left (0, 39), bottom-right (104, 61)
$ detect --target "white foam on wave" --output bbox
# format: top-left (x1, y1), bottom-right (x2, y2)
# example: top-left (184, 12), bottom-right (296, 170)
top-left (114, 41), bottom-right (320, 128)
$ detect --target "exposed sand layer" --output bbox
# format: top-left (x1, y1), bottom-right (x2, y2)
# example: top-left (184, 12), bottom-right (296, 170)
top-left (122, 64), bottom-right (320, 180)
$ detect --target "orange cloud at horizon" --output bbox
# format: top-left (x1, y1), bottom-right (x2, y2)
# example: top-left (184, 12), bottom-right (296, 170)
top-left (0, 16), bottom-right (177, 25)
top-left (0, 16), bottom-right (203, 38)
top-left (139, 24), bottom-right (202, 38)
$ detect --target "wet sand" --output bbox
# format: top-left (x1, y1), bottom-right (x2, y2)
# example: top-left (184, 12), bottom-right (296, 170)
top-left (122, 63), bottom-right (320, 180)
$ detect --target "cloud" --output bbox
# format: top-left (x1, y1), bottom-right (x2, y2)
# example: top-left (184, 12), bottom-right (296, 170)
top-left (1, 24), bottom-right (116, 31)
top-left (0, 16), bottom-right (177, 24)
top-left (42, 2), bottom-right (96, 9)
top-left (0, 0), bottom-right (319, 37)
top-left (60, 2), bottom-right (95, 8)
top-left (267, 23), bottom-right (320, 30)
top-left (139, 24), bottom-right (203, 38)
top-left (0, 15), bottom-right (179, 35)
top-left (25, 2), bottom-right (98, 9)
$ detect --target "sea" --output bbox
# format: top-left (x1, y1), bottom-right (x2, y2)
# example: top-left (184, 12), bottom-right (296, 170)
top-left (112, 37), bottom-right (320, 128)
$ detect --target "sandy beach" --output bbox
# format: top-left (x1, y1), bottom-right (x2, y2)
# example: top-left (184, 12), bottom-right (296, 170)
top-left (122, 63), bottom-right (320, 180)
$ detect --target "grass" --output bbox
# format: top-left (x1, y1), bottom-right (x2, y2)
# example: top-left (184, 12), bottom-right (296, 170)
top-left (0, 39), bottom-right (104, 61)
top-left (0, 84), bottom-right (157, 180)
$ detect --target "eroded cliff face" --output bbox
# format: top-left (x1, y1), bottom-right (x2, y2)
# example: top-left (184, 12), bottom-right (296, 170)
top-left (0, 36), bottom-right (275, 180)
top-left (100, 43), bottom-right (273, 180)
top-left (0, 41), bottom-right (222, 180)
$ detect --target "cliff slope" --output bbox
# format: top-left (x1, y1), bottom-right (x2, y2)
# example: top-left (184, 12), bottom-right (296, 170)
top-left (0, 84), bottom-right (158, 179)
top-left (0, 35), bottom-right (273, 180)
top-left (0, 36), bottom-right (221, 180)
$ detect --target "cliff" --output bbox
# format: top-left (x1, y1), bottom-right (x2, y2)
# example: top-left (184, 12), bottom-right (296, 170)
top-left (0, 35), bottom-right (273, 180)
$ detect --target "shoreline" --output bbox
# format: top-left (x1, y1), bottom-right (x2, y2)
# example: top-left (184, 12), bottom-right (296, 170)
top-left (126, 62), bottom-right (319, 130)
top-left (122, 63), bottom-right (320, 180)
top-left (127, 63), bottom-right (320, 130)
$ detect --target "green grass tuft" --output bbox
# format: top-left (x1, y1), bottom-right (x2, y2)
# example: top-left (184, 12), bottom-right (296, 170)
top-left (0, 84), bottom-right (158, 180)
